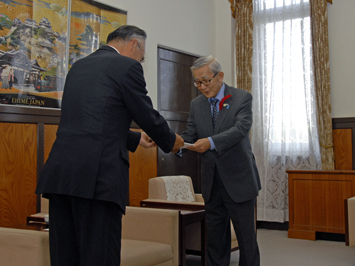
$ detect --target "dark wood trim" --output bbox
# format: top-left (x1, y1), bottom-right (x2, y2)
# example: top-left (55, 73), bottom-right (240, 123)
top-left (0, 105), bottom-right (61, 124)
top-left (157, 45), bottom-right (201, 59)
top-left (332, 117), bottom-right (355, 128)
top-left (333, 117), bottom-right (355, 170)
top-left (27, 216), bottom-right (45, 224)
top-left (286, 169), bottom-right (355, 174)
top-left (0, 105), bottom-right (60, 116)
top-left (0, 104), bottom-right (140, 129)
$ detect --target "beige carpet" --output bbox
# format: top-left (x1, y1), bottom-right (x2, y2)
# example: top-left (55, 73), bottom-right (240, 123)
top-left (186, 229), bottom-right (355, 266)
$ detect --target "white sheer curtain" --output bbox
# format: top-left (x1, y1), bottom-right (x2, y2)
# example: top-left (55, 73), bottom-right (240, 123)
top-left (251, 0), bottom-right (322, 223)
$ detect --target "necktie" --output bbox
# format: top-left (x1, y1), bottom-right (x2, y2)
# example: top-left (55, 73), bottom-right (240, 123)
top-left (210, 98), bottom-right (219, 129)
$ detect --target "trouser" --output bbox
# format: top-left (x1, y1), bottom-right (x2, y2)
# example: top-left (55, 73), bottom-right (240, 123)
top-left (205, 171), bottom-right (260, 266)
top-left (48, 194), bottom-right (123, 266)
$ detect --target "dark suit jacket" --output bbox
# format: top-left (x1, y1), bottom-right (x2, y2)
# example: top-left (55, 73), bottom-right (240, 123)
top-left (36, 46), bottom-right (176, 212)
top-left (181, 84), bottom-right (261, 203)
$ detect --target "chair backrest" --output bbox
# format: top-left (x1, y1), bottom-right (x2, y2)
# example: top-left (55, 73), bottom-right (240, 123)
top-left (148, 176), bottom-right (196, 202)
top-left (346, 197), bottom-right (355, 246)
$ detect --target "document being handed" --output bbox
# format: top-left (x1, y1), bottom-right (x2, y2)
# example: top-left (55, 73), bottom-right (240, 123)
top-left (181, 142), bottom-right (194, 149)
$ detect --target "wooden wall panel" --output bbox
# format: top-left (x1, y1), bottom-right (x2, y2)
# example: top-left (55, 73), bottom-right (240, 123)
top-left (333, 129), bottom-right (353, 170)
top-left (129, 129), bottom-right (157, 207)
top-left (0, 105), bottom-right (158, 224)
top-left (0, 123), bottom-right (37, 227)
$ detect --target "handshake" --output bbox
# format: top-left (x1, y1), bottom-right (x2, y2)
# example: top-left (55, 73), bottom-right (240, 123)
top-left (139, 132), bottom-right (184, 153)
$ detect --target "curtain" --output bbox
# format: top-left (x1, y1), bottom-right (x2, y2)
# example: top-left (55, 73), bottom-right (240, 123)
top-left (251, 0), bottom-right (322, 222)
top-left (310, 0), bottom-right (334, 170)
top-left (229, 0), bottom-right (253, 93)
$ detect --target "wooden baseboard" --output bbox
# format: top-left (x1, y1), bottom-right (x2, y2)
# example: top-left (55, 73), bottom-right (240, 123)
top-left (288, 229), bottom-right (316, 240)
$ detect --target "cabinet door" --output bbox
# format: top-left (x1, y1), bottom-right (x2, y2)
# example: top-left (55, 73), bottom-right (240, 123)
top-left (0, 123), bottom-right (37, 227)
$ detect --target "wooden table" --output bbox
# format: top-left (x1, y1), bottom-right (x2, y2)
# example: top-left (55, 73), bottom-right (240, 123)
top-left (287, 170), bottom-right (355, 240)
top-left (180, 210), bottom-right (206, 266)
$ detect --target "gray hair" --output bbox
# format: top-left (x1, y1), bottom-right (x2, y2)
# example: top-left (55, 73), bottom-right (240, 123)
top-left (190, 55), bottom-right (222, 74)
top-left (106, 25), bottom-right (147, 45)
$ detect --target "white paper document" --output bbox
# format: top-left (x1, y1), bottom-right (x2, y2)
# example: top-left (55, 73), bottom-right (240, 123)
top-left (182, 142), bottom-right (194, 149)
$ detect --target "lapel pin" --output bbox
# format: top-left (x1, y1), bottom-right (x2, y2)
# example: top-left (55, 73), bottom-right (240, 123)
top-left (219, 95), bottom-right (232, 110)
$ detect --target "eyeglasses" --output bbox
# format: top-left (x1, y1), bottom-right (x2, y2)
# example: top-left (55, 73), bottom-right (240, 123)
top-left (193, 72), bottom-right (219, 87)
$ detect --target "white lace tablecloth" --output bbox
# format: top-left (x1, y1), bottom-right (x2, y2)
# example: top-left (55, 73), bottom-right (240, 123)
top-left (161, 176), bottom-right (195, 202)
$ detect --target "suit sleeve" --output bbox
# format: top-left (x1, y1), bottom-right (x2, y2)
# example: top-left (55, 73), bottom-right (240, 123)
top-left (211, 92), bottom-right (253, 156)
top-left (120, 62), bottom-right (176, 153)
top-left (127, 130), bottom-right (141, 152)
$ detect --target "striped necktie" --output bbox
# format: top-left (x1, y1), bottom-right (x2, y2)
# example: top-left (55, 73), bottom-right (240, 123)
top-left (210, 98), bottom-right (219, 129)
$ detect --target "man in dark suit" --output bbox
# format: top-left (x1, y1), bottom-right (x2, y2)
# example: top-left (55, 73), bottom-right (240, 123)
top-left (180, 55), bottom-right (261, 266)
top-left (36, 25), bottom-right (184, 266)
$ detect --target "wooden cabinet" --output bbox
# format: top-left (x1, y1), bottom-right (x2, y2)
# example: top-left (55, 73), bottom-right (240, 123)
top-left (0, 106), bottom-right (61, 227)
top-left (288, 170), bottom-right (355, 240)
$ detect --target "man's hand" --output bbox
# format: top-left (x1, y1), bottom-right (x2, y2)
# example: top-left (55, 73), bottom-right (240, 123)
top-left (187, 138), bottom-right (210, 153)
top-left (139, 132), bottom-right (156, 148)
top-left (171, 133), bottom-right (184, 153)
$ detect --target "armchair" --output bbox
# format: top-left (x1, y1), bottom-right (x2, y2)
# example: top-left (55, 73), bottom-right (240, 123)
top-left (141, 175), bottom-right (239, 252)
top-left (142, 175), bottom-right (205, 210)
top-left (345, 196), bottom-right (355, 246)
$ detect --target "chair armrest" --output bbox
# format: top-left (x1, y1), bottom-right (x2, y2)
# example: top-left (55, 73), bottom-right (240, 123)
top-left (0, 227), bottom-right (50, 266)
top-left (122, 207), bottom-right (179, 266)
top-left (345, 197), bottom-right (355, 246)
top-left (195, 194), bottom-right (205, 203)
top-left (140, 199), bottom-right (205, 211)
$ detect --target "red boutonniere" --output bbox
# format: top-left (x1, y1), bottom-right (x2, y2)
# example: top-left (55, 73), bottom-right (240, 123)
top-left (219, 95), bottom-right (232, 110)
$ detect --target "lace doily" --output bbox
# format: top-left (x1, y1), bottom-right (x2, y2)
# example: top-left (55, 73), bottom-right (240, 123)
top-left (161, 176), bottom-right (195, 202)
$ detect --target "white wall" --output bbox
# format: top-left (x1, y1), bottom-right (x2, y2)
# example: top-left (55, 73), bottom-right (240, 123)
top-left (215, 1), bottom-right (235, 87)
top-left (79, 1), bottom-right (354, 118)
top-left (328, 0), bottom-right (355, 118)
top-left (97, 0), bottom-right (234, 108)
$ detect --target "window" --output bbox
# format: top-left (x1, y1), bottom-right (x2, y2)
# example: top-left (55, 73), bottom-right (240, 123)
top-left (251, 0), bottom-right (321, 222)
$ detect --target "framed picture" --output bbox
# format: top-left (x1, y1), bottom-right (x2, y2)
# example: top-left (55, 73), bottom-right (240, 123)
top-left (0, 0), bottom-right (127, 108)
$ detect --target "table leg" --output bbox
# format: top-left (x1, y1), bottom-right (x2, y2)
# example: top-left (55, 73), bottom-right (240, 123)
top-left (180, 214), bottom-right (186, 266)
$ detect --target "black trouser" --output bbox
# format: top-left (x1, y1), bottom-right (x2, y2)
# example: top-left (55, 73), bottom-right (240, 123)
top-left (205, 171), bottom-right (260, 266)
top-left (48, 194), bottom-right (123, 266)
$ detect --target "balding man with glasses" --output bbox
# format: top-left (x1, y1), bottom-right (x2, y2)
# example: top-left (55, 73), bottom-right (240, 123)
top-left (179, 55), bottom-right (261, 266)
